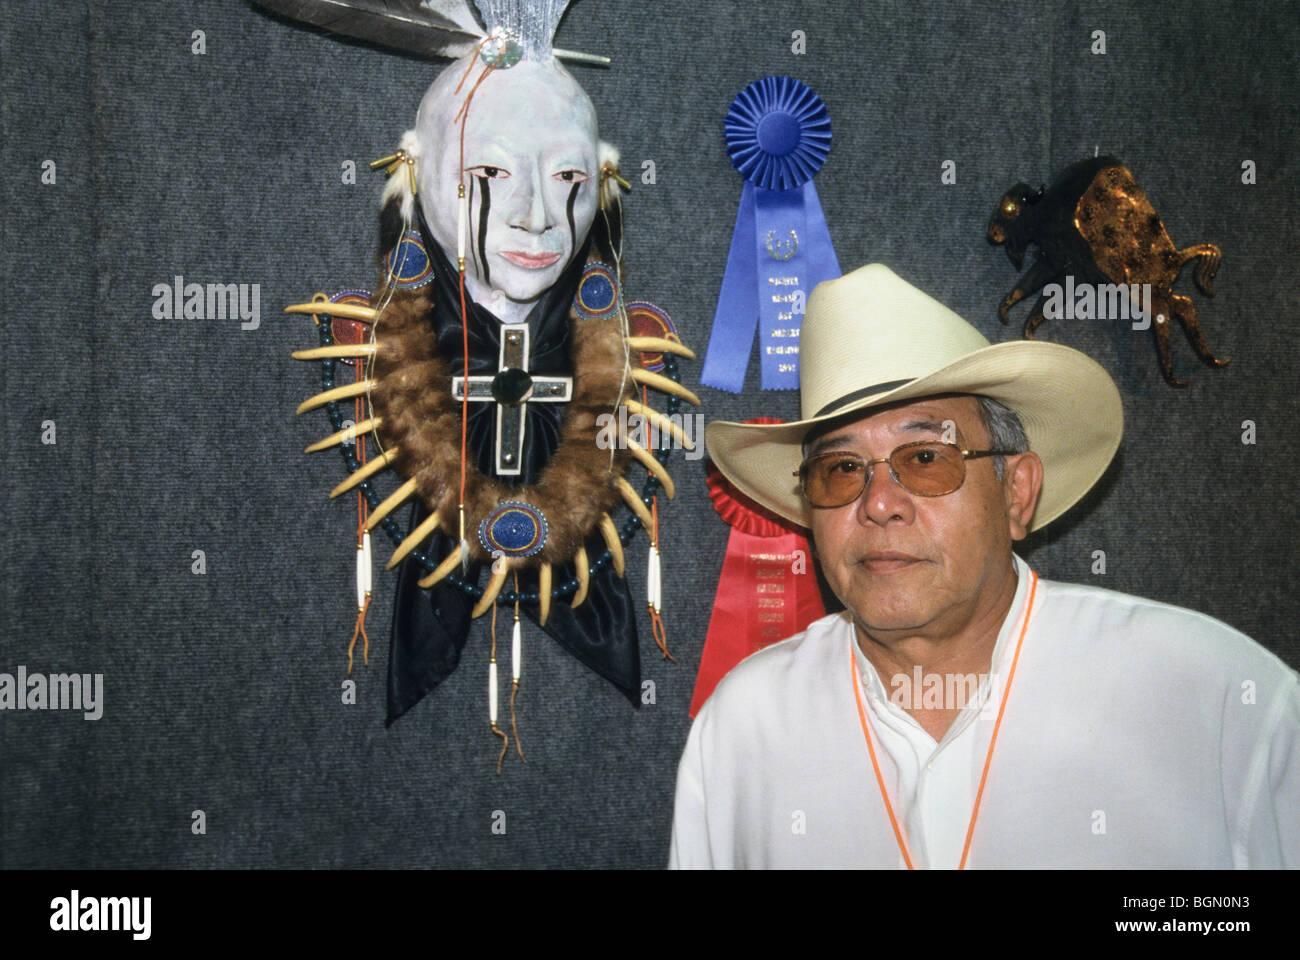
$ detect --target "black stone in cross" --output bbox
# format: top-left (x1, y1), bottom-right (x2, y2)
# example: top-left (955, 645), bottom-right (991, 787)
top-left (450, 323), bottom-right (573, 476)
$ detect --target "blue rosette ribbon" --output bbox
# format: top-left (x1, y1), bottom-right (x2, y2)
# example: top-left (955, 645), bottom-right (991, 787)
top-left (701, 76), bottom-right (841, 392)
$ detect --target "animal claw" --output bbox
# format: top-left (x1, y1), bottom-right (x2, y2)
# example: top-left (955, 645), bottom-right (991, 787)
top-left (626, 336), bottom-right (696, 360)
top-left (630, 369), bottom-right (701, 406)
top-left (297, 380), bottom-right (375, 414)
top-left (365, 477), bottom-right (417, 531)
top-left (570, 547), bottom-right (590, 609)
top-left (305, 417), bottom-right (381, 453)
top-left (471, 565), bottom-right (509, 618)
top-left (385, 508), bottom-right (441, 569)
top-left (285, 301), bottom-right (377, 322)
top-left (537, 563), bottom-right (552, 626)
top-left (615, 477), bottom-right (656, 534)
top-left (626, 438), bottom-right (675, 498)
top-left (598, 513), bottom-right (625, 577)
top-left (292, 344), bottom-right (377, 361)
top-left (417, 544), bottom-right (465, 590)
top-left (330, 447), bottom-right (398, 498)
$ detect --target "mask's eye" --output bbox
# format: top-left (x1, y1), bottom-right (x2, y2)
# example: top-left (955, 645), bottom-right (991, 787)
top-left (469, 165), bottom-right (511, 180)
top-left (555, 169), bottom-right (589, 183)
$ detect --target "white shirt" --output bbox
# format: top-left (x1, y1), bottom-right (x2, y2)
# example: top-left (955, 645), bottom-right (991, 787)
top-left (668, 555), bottom-right (1300, 869)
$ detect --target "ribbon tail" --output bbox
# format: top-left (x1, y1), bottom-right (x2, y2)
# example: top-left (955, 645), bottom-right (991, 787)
top-left (753, 186), bottom-right (805, 391)
top-left (690, 528), bottom-right (828, 717)
top-left (798, 179), bottom-right (842, 286)
top-left (700, 182), bottom-right (760, 393)
top-left (792, 531), bottom-right (827, 630)
top-left (689, 529), bottom-right (767, 716)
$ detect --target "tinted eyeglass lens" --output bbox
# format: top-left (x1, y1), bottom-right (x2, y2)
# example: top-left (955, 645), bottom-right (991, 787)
top-left (891, 442), bottom-right (965, 496)
top-left (804, 454), bottom-right (866, 507)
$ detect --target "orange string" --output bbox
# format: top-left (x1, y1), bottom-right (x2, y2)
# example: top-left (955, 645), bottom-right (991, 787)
top-left (347, 594), bottom-right (371, 674)
top-left (849, 643), bottom-right (915, 869)
top-left (849, 570), bottom-right (1038, 870)
top-left (958, 571), bottom-right (1037, 869)
top-left (454, 45), bottom-right (504, 532)
top-left (454, 38), bottom-right (491, 94)
top-left (650, 609), bottom-right (675, 662)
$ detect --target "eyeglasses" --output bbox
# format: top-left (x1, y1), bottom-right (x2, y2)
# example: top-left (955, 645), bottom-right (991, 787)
top-left (794, 441), bottom-right (1019, 507)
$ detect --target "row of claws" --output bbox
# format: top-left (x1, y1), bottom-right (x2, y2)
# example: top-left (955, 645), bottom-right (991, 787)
top-left (284, 299), bottom-right (700, 625)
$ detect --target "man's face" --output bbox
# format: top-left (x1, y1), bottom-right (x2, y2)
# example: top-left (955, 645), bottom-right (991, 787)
top-left (805, 395), bottom-right (1034, 641)
top-left (416, 59), bottom-right (599, 309)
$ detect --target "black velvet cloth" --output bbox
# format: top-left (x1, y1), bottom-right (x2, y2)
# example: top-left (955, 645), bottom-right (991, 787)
top-left (385, 212), bottom-right (641, 725)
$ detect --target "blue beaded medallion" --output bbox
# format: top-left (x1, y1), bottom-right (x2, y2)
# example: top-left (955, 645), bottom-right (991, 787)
top-left (573, 261), bottom-right (619, 320)
top-left (478, 501), bottom-right (548, 558)
top-left (384, 230), bottom-right (434, 289)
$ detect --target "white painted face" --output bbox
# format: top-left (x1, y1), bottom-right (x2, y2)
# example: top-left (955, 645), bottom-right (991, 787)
top-left (416, 58), bottom-right (600, 322)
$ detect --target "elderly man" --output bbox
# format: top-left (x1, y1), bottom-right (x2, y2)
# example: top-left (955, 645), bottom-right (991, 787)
top-left (670, 263), bottom-right (1299, 869)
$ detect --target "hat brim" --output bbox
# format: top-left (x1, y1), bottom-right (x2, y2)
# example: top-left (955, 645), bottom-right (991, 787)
top-left (704, 341), bottom-right (1122, 532)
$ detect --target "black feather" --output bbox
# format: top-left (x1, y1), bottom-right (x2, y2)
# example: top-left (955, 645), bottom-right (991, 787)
top-left (249, 0), bottom-right (483, 60)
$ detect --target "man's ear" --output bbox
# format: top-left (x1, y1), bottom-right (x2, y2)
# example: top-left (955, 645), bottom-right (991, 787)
top-left (1004, 452), bottom-right (1044, 541)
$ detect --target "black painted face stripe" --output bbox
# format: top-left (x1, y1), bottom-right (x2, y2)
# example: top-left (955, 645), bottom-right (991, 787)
top-left (478, 177), bottom-right (491, 286)
top-left (813, 379), bottom-right (916, 418)
top-left (566, 180), bottom-right (580, 254)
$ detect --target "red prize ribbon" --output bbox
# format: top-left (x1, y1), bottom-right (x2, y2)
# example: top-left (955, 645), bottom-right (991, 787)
top-left (689, 419), bottom-right (826, 716)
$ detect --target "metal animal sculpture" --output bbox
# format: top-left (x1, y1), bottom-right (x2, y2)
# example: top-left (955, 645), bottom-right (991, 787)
top-left (988, 156), bottom-right (1228, 386)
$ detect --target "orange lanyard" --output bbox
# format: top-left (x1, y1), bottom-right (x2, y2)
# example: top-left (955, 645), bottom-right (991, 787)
top-left (849, 571), bottom-right (1038, 869)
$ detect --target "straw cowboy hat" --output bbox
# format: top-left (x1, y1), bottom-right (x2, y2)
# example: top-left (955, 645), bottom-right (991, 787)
top-left (705, 263), bottom-right (1123, 532)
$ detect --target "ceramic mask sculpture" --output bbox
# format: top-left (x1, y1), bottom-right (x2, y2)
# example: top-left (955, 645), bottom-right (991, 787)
top-left (256, 0), bottom-right (698, 768)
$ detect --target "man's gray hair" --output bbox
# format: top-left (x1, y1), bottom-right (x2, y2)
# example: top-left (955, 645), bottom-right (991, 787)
top-left (799, 394), bottom-right (1031, 480)
top-left (976, 396), bottom-right (1030, 480)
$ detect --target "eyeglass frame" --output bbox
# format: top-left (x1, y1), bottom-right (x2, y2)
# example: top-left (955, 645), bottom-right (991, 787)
top-left (793, 441), bottom-right (1022, 507)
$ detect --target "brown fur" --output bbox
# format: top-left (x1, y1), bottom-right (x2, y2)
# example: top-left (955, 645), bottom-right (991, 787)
top-left (368, 283), bottom-right (633, 566)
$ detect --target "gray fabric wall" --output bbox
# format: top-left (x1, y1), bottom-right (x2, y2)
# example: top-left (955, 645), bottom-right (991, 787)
top-left (1, 0), bottom-right (1295, 869)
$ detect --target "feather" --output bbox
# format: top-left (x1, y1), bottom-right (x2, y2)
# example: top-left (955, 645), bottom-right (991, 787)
top-left (250, 0), bottom-right (484, 60)
top-left (379, 129), bottom-right (420, 222)
top-left (251, 0), bottom-right (610, 64)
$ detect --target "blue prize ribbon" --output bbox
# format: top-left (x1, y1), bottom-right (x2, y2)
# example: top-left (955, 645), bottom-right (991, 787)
top-left (702, 76), bottom-right (841, 392)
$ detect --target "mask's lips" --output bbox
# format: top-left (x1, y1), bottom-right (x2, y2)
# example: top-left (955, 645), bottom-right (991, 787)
top-left (501, 250), bottom-right (562, 268)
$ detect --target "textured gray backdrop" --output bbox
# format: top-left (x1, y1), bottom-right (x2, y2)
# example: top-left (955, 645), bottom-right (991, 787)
top-left (2, 0), bottom-right (1296, 869)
